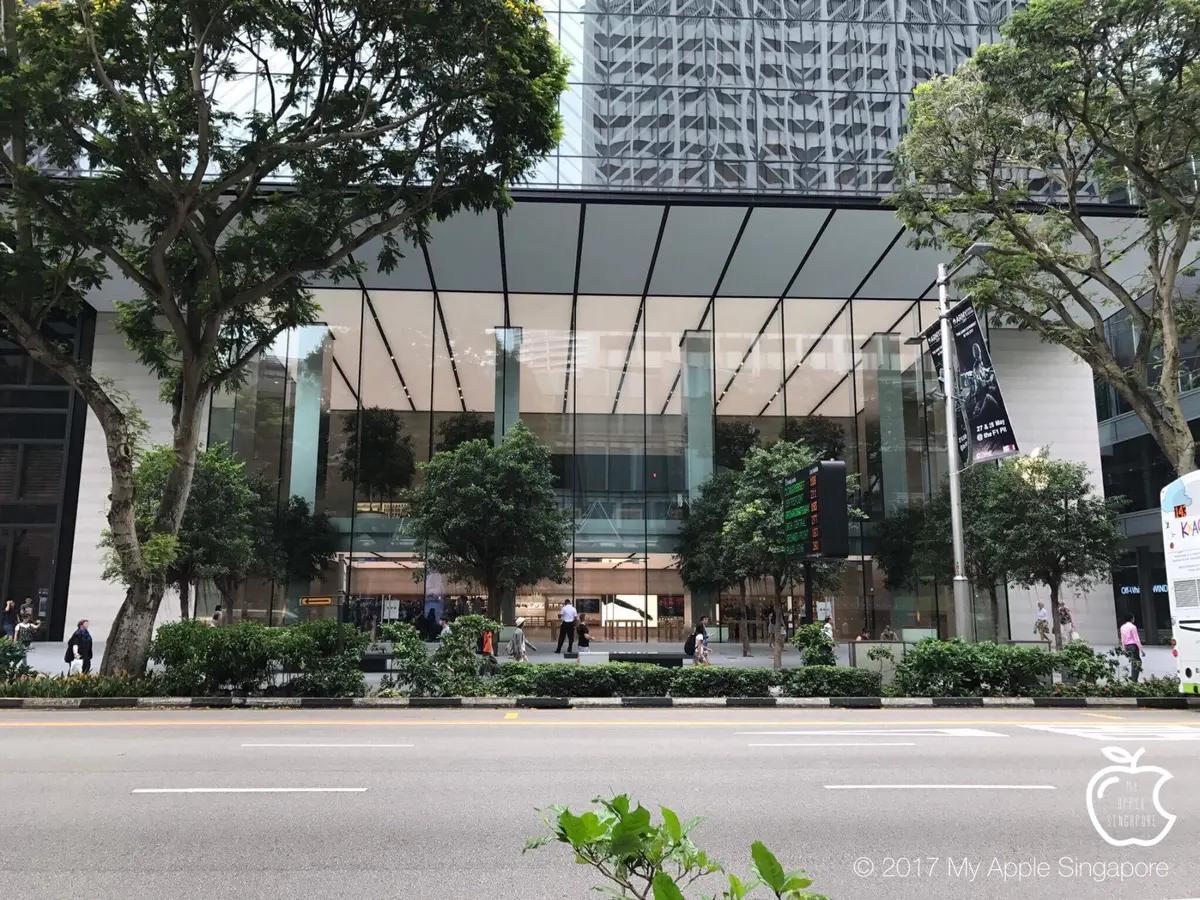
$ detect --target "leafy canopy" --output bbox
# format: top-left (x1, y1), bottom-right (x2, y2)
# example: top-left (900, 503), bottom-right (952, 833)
top-left (405, 423), bottom-right (571, 605)
top-left (337, 407), bottom-right (416, 502)
top-left (892, 0), bottom-right (1200, 474)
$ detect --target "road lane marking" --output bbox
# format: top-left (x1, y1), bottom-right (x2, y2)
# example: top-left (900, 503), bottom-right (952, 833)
top-left (1021, 724), bottom-right (1200, 741)
top-left (132, 788), bottom-right (368, 794)
top-left (737, 728), bottom-right (1007, 737)
top-left (240, 743), bottom-right (413, 748)
top-left (505, 713), bottom-right (518, 719)
top-left (1081, 712), bottom-right (1123, 720)
top-left (824, 785), bottom-right (1056, 791)
top-left (751, 742), bottom-right (917, 747)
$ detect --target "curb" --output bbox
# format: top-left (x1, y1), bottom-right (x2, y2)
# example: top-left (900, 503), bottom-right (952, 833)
top-left (2, 696), bottom-right (1198, 710)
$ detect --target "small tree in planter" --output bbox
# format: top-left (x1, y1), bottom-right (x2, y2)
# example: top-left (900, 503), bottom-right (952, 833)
top-left (435, 411), bottom-right (494, 453)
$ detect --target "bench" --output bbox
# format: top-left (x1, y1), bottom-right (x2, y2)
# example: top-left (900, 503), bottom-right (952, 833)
top-left (566, 650), bottom-right (686, 668)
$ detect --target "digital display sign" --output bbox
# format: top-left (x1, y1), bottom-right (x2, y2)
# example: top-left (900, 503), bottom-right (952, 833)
top-left (783, 461), bottom-right (849, 560)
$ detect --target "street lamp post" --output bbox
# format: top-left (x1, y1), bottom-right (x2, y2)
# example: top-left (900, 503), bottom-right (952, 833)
top-left (936, 243), bottom-right (992, 640)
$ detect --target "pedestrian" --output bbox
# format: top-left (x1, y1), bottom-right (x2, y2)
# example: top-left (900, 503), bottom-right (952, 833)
top-left (766, 608), bottom-right (777, 650)
top-left (438, 616), bottom-right (451, 640)
top-left (1059, 604), bottom-right (1080, 642)
top-left (14, 612), bottom-right (40, 648)
top-left (2, 598), bottom-right (17, 640)
top-left (1034, 601), bottom-right (1050, 642)
top-left (211, 605), bottom-right (223, 627)
top-left (481, 628), bottom-right (496, 660)
top-left (576, 619), bottom-right (591, 652)
top-left (821, 616), bottom-right (834, 641)
top-left (507, 617), bottom-right (536, 662)
top-left (65, 619), bottom-right (94, 675)
top-left (423, 608), bottom-right (439, 641)
top-left (555, 599), bottom-right (577, 654)
top-left (1119, 614), bottom-right (1144, 683)
top-left (684, 615), bottom-right (711, 666)
top-left (879, 624), bottom-right (898, 641)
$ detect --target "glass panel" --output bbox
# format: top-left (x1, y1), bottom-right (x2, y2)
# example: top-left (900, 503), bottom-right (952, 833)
top-left (19, 446), bottom-right (63, 500)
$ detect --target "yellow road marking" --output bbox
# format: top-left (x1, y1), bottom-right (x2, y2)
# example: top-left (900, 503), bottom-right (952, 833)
top-left (1081, 712), bottom-right (1123, 720)
top-left (505, 712), bottom-right (518, 720)
top-left (0, 717), bottom-right (1197, 729)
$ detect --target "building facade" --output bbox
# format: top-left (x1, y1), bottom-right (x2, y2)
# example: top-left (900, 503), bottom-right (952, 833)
top-left (9, 0), bottom-right (1127, 647)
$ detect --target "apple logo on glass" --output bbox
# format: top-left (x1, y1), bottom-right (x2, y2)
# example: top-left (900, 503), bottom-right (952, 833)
top-left (1086, 747), bottom-right (1176, 848)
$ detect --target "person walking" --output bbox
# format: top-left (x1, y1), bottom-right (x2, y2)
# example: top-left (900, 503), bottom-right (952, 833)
top-left (1119, 614), bottom-right (1144, 683)
top-left (14, 613), bottom-right (40, 648)
top-left (555, 600), bottom-right (577, 654)
top-left (65, 619), bottom-right (94, 675)
top-left (576, 620), bottom-right (591, 653)
top-left (821, 616), bottom-right (834, 641)
top-left (507, 617), bottom-right (537, 663)
top-left (2, 599), bottom-right (17, 640)
top-left (1034, 601), bottom-right (1051, 642)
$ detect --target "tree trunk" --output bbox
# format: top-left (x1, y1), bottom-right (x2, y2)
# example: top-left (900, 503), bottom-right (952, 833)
top-left (739, 581), bottom-right (751, 657)
top-left (101, 579), bottom-right (166, 675)
top-left (987, 584), bottom-right (1002, 642)
top-left (772, 578), bottom-right (785, 671)
top-left (155, 380), bottom-right (208, 536)
top-left (485, 582), bottom-right (501, 623)
top-left (1048, 581), bottom-right (1064, 651)
top-left (179, 580), bottom-right (190, 620)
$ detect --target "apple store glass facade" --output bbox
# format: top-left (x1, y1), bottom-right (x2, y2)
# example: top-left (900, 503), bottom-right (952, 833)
top-left (205, 199), bottom-right (987, 642)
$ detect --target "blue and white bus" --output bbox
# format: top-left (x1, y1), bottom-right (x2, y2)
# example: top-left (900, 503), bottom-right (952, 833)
top-left (1160, 471), bottom-right (1200, 694)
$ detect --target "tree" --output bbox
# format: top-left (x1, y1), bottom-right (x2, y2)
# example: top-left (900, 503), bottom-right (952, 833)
top-left (674, 471), bottom-right (752, 655)
top-left (337, 407), bottom-right (416, 506)
top-left (406, 423), bottom-right (571, 622)
top-left (872, 504), bottom-right (930, 594)
top-left (780, 417), bottom-right (846, 461)
top-left (1003, 457), bottom-right (1125, 648)
top-left (435, 411), bottom-right (494, 453)
top-left (893, 0), bottom-right (1200, 476)
top-left (714, 420), bottom-right (759, 471)
top-left (723, 441), bottom-right (847, 669)
top-left (0, 0), bottom-right (567, 673)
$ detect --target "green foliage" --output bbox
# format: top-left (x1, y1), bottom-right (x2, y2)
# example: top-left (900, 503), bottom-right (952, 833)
top-left (337, 407), bottom-right (416, 503)
top-left (1055, 640), bottom-right (1118, 684)
top-left (891, 639), bottom-right (1053, 697)
top-left (790, 624), bottom-right (837, 667)
top-left (272, 495), bottom-right (340, 588)
top-left (527, 796), bottom-right (827, 900)
top-left (1054, 676), bottom-right (1181, 698)
top-left (669, 667), bottom-right (777, 698)
top-left (778, 667), bottom-right (882, 698)
top-left (149, 619), bottom-right (368, 695)
top-left (0, 673), bottom-right (166, 698)
top-left (872, 504), bottom-right (928, 593)
top-left (382, 615), bottom-right (502, 697)
top-left (0, 638), bottom-right (36, 681)
top-left (865, 645), bottom-right (895, 665)
top-left (891, 0), bottom-right (1200, 475)
top-left (435, 411), bottom-right (494, 453)
top-left (780, 418), bottom-right (846, 462)
top-left (714, 420), bottom-right (761, 471)
top-left (406, 423), bottom-right (571, 620)
top-left (675, 471), bottom-right (742, 597)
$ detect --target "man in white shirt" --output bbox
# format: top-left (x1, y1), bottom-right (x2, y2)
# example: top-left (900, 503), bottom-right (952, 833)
top-left (555, 601), bottom-right (578, 654)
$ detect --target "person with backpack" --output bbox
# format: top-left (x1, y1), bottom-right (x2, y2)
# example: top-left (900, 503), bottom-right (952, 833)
top-left (684, 615), bottom-right (711, 666)
top-left (14, 613), bottom-right (40, 649)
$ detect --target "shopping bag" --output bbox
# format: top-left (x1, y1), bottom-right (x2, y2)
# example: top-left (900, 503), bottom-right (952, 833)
top-left (68, 658), bottom-right (83, 676)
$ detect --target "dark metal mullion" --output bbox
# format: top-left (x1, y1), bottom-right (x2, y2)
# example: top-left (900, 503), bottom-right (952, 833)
top-left (858, 300), bottom-right (919, 350)
top-left (656, 205), bottom-right (754, 415)
top-left (361, 288), bottom-right (417, 413)
top-left (331, 357), bottom-right (359, 406)
top-left (343, 289), bottom-right (369, 625)
top-left (757, 298), bottom-right (851, 416)
top-left (497, 209), bottom-right (511, 328)
top-left (563, 203), bottom-right (587, 415)
top-left (421, 239), bottom-right (467, 413)
top-left (849, 227), bottom-right (906, 300)
top-left (611, 205), bottom-right (670, 415)
top-left (715, 300), bottom-right (781, 409)
top-left (807, 360), bottom-right (859, 417)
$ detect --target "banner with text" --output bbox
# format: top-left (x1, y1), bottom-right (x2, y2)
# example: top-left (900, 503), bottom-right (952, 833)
top-left (924, 300), bottom-right (1020, 465)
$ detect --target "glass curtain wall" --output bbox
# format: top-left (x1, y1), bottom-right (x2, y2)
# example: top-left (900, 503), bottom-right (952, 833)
top-left (210, 289), bottom-right (975, 641)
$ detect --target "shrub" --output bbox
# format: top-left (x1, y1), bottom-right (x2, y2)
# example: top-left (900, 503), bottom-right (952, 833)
top-left (0, 637), bottom-right (35, 681)
top-left (0, 673), bottom-right (165, 698)
top-left (790, 623), bottom-right (836, 666)
top-left (1054, 640), bottom-right (1117, 684)
top-left (527, 795), bottom-right (824, 899)
top-left (670, 667), bottom-right (777, 698)
top-left (381, 616), bottom-right (501, 697)
top-left (780, 666), bottom-right (881, 697)
top-left (1056, 676), bottom-right (1181, 698)
top-left (891, 639), bottom-right (1052, 697)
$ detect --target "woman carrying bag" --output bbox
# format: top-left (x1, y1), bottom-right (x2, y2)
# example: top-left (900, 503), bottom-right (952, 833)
top-left (65, 619), bottom-right (93, 675)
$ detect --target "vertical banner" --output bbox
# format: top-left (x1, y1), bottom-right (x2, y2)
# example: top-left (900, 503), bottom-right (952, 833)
top-left (923, 300), bottom-right (1020, 465)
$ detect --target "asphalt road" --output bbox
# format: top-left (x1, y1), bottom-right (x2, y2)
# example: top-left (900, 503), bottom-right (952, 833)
top-left (2, 708), bottom-right (1198, 900)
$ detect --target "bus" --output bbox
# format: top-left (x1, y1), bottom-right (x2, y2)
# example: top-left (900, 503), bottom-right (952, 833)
top-left (1160, 470), bottom-right (1200, 694)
